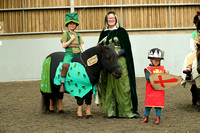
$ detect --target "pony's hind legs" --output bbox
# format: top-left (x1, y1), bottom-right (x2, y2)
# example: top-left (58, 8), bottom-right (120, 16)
top-left (49, 99), bottom-right (54, 112)
top-left (58, 99), bottom-right (64, 113)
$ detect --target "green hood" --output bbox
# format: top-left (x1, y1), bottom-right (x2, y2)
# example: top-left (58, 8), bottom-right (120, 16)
top-left (65, 12), bottom-right (79, 26)
top-left (103, 11), bottom-right (120, 31)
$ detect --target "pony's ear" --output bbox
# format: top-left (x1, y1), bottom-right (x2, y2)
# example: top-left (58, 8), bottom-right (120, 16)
top-left (99, 43), bottom-right (104, 51)
top-left (99, 44), bottom-right (109, 52)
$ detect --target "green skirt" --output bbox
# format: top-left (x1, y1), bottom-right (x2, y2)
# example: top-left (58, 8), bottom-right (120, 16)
top-left (98, 56), bottom-right (136, 118)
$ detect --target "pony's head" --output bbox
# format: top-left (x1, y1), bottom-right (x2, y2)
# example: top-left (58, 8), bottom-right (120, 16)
top-left (99, 44), bottom-right (122, 79)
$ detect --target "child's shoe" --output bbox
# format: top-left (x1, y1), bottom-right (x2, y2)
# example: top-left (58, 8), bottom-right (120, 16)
top-left (139, 116), bottom-right (148, 124)
top-left (59, 82), bottom-right (65, 92)
top-left (154, 116), bottom-right (160, 125)
top-left (185, 75), bottom-right (192, 81)
top-left (183, 69), bottom-right (192, 76)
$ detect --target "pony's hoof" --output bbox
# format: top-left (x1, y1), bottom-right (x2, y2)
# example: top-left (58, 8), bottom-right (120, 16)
top-left (86, 115), bottom-right (93, 119)
top-left (185, 75), bottom-right (193, 81)
top-left (59, 110), bottom-right (64, 114)
top-left (192, 104), bottom-right (198, 108)
top-left (77, 116), bottom-right (83, 119)
top-left (49, 110), bottom-right (55, 113)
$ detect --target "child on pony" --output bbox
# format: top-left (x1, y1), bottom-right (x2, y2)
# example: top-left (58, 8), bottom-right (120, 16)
top-left (183, 11), bottom-right (200, 80)
top-left (59, 12), bottom-right (85, 92)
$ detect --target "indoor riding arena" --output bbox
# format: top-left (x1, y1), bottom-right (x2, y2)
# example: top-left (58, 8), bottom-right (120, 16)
top-left (1, 0), bottom-right (200, 132)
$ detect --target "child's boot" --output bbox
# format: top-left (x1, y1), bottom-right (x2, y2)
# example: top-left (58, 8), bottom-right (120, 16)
top-left (140, 116), bottom-right (148, 124)
top-left (183, 69), bottom-right (192, 75)
top-left (154, 116), bottom-right (160, 125)
top-left (60, 82), bottom-right (65, 92)
top-left (59, 63), bottom-right (70, 92)
top-left (183, 69), bottom-right (192, 81)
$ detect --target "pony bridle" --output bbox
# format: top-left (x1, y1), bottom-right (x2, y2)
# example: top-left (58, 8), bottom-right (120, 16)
top-left (79, 53), bottom-right (95, 77)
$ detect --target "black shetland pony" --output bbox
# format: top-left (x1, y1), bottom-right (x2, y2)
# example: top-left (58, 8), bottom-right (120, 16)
top-left (41, 44), bottom-right (122, 117)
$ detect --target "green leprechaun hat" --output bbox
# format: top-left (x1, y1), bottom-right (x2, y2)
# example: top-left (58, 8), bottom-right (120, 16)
top-left (65, 12), bottom-right (79, 26)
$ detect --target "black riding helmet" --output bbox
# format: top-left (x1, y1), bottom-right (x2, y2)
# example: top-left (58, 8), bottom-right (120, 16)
top-left (194, 11), bottom-right (200, 24)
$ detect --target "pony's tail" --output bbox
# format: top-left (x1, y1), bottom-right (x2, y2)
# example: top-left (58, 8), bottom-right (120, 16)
top-left (41, 91), bottom-right (58, 113)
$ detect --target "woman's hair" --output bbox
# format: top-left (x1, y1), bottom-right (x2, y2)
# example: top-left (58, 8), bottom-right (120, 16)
top-left (103, 12), bottom-right (120, 31)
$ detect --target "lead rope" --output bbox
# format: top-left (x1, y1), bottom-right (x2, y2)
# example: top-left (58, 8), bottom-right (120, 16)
top-left (80, 53), bottom-right (94, 76)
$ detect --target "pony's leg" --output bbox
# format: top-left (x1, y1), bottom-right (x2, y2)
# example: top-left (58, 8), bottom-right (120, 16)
top-left (86, 105), bottom-right (92, 116)
top-left (49, 99), bottom-right (54, 112)
top-left (76, 97), bottom-right (83, 117)
top-left (190, 84), bottom-right (199, 107)
top-left (58, 99), bottom-right (64, 113)
top-left (57, 92), bottom-right (64, 113)
top-left (77, 105), bottom-right (82, 117)
top-left (85, 91), bottom-right (93, 119)
top-left (197, 88), bottom-right (200, 105)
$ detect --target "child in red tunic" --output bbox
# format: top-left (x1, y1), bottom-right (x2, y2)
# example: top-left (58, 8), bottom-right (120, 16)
top-left (140, 48), bottom-right (168, 125)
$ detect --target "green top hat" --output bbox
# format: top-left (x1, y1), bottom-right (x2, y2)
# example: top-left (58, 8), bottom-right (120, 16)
top-left (65, 12), bottom-right (79, 26)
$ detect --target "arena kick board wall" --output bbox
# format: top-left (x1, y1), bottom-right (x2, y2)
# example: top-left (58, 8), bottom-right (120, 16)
top-left (0, 33), bottom-right (191, 82)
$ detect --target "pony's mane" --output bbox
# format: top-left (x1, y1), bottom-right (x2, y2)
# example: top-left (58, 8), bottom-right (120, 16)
top-left (81, 45), bottom-right (101, 58)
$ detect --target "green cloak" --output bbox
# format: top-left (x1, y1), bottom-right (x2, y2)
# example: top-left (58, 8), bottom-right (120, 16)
top-left (98, 11), bottom-right (138, 113)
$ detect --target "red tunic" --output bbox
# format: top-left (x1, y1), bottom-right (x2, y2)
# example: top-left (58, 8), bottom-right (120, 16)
top-left (144, 66), bottom-right (165, 107)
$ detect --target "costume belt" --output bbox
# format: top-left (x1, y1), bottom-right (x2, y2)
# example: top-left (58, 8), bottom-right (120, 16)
top-left (68, 44), bottom-right (80, 48)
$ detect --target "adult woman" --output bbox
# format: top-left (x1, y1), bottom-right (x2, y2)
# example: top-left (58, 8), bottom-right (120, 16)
top-left (97, 11), bottom-right (140, 118)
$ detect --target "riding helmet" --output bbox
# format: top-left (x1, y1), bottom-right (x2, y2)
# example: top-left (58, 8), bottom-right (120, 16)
top-left (148, 48), bottom-right (164, 60)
